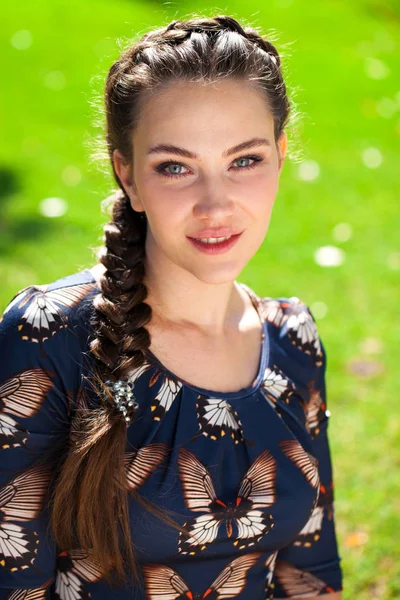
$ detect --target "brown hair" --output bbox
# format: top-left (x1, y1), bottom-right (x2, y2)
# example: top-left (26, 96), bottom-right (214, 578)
top-left (50, 13), bottom-right (294, 588)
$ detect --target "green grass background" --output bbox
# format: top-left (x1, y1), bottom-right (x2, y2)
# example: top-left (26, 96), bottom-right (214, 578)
top-left (1, 0), bottom-right (399, 597)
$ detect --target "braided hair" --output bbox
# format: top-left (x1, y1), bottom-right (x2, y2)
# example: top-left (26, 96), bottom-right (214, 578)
top-left (50, 14), bottom-right (293, 587)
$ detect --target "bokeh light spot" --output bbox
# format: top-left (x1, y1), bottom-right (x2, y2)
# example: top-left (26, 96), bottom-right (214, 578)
top-left (314, 245), bottom-right (345, 267)
top-left (333, 222), bottom-right (353, 243)
top-left (376, 97), bottom-right (397, 119)
top-left (309, 301), bottom-right (328, 319)
top-left (39, 197), bottom-right (68, 218)
top-left (297, 160), bottom-right (320, 181)
top-left (364, 57), bottom-right (390, 79)
top-left (62, 166), bottom-right (82, 186)
top-left (373, 29), bottom-right (396, 53)
top-left (44, 71), bottom-right (66, 91)
top-left (361, 147), bottom-right (383, 169)
top-left (11, 30), bottom-right (32, 50)
top-left (387, 251), bottom-right (400, 270)
top-left (359, 337), bottom-right (383, 355)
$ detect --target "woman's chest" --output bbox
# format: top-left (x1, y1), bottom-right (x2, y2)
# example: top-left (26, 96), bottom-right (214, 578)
top-left (146, 322), bottom-right (263, 393)
top-left (125, 404), bottom-right (319, 565)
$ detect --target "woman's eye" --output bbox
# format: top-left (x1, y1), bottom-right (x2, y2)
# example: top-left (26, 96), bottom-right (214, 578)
top-left (154, 154), bottom-right (264, 179)
top-left (232, 155), bottom-right (264, 170)
top-left (155, 162), bottom-right (190, 178)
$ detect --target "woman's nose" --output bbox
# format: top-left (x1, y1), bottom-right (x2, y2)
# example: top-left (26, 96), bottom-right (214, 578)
top-left (193, 182), bottom-right (236, 219)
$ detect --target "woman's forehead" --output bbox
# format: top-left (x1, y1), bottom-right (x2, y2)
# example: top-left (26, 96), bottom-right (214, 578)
top-left (134, 80), bottom-right (275, 148)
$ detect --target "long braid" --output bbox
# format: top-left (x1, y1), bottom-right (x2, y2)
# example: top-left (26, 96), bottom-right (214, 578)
top-left (50, 191), bottom-right (186, 587)
top-left (50, 13), bottom-right (293, 587)
top-left (48, 189), bottom-right (149, 586)
top-left (90, 191), bottom-right (150, 378)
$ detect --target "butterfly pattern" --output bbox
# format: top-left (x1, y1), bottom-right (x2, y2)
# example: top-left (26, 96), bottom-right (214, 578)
top-left (2, 284), bottom-right (96, 346)
top-left (125, 443), bottom-right (169, 491)
top-left (304, 377), bottom-right (327, 439)
top-left (148, 370), bottom-right (183, 421)
top-left (194, 395), bottom-right (245, 444)
top-left (177, 447), bottom-right (276, 554)
top-left (274, 559), bottom-right (338, 597)
top-left (0, 465), bottom-right (52, 572)
top-left (259, 365), bottom-right (295, 405)
top-left (4, 578), bottom-right (53, 599)
top-left (0, 269), bottom-right (343, 598)
top-left (259, 298), bottom-right (287, 329)
top-left (143, 553), bottom-right (261, 600)
top-left (0, 368), bottom-right (54, 450)
top-left (264, 551), bottom-right (278, 599)
top-left (289, 480), bottom-right (336, 549)
top-left (53, 549), bottom-right (105, 600)
top-left (281, 298), bottom-right (323, 366)
top-left (279, 439), bottom-right (320, 491)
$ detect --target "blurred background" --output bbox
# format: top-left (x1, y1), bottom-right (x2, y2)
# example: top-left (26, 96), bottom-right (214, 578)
top-left (1, 0), bottom-right (399, 597)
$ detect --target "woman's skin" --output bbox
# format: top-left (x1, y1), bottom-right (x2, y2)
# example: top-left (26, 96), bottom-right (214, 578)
top-left (106, 79), bottom-right (342, 600)
top-left (113, 78), bottom-right (286, 335)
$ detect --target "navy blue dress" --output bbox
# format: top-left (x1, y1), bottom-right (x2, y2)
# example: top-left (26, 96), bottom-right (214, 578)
top-left (0, 268), bottom-right (343, 599)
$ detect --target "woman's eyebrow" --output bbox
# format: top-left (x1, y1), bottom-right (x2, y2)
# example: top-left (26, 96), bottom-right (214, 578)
top-left (147, 137), bottom-right (271, 159)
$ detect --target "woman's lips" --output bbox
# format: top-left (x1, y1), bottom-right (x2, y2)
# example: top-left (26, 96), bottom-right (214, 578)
top-left (187, 232), bottom-right (243, 254)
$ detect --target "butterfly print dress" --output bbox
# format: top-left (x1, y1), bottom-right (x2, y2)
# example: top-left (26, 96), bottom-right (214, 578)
top-left (0, 268), bottom-right (343, 599)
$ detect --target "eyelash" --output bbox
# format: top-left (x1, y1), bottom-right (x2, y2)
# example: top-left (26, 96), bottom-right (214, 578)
top-left (154, 154), bottom-right (264, 179)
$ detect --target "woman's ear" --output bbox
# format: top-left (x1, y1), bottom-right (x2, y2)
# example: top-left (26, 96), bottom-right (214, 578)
top-left (277, 131), bottom-right (287, 173)
top-left (112, 149), bottom-right (145, 213)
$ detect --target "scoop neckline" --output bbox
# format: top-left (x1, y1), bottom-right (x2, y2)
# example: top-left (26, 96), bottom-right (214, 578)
top-left (83, 268), bottom-right (269, 400)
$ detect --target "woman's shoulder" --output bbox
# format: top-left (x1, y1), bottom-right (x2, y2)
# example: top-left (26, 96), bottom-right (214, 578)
top-left (240, 282), bottom-right (325, 369)
top-left (0, 267), bottom-right (99, 348)
top-left (0, 269), bottom-right (100, 413)
top-left (263, 294), bottom-right (326, 375)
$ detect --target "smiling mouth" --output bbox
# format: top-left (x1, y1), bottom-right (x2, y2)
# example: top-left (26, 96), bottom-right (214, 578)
top-left (187, 232), bottom-right (243, 254)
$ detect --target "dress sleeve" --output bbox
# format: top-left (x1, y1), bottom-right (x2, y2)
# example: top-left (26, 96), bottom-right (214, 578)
top-left (272, 302), bottom-right (343, 598)
top-left (0, 285), bottom-right (86, 597)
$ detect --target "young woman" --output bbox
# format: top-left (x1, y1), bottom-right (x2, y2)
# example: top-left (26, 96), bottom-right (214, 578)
top-left (0, 14), bottom-right (343, 600)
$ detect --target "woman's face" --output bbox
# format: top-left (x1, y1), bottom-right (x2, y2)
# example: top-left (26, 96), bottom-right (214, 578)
top-left (114, 78), bottom-right (287, 285)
